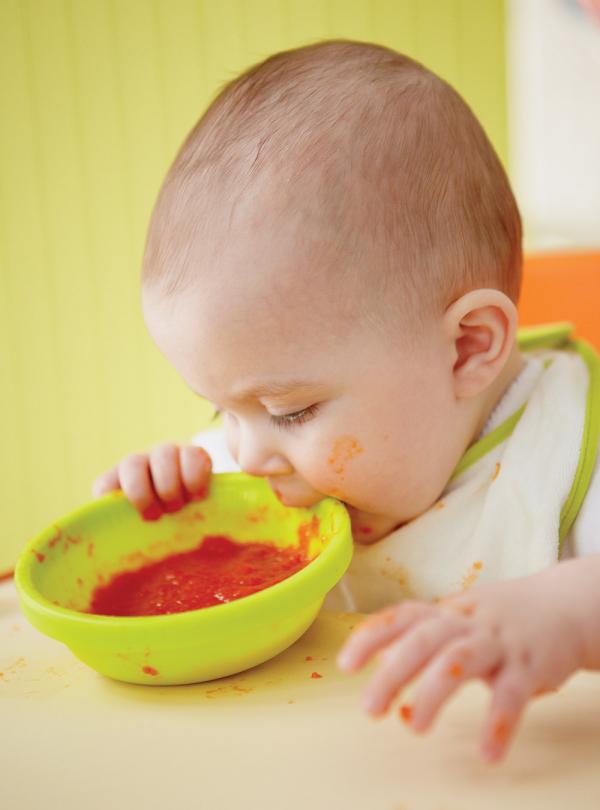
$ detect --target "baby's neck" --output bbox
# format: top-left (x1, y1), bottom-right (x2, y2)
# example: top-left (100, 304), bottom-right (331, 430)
top-left (471, 342), bottom-right (525, 441)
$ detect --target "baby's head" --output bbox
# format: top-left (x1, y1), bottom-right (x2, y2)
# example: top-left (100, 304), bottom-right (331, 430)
top-left (141, 40), bottom-right (522, 531)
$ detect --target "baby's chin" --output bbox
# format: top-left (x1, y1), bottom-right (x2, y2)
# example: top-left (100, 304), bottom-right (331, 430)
top-left (267, 479), bottom-right (400, 536)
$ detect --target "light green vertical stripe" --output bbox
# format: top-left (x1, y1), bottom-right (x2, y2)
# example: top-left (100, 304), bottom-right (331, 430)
top-left (457, 0), bottom-right (508, 166)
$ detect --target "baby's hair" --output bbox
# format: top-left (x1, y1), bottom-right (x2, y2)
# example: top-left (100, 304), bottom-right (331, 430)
top-left (142, 40), bottom-right (522, 326)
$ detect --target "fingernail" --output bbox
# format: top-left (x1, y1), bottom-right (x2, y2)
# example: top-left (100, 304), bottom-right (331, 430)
top-left (141, 503), bottom-right (163, 521)
top-left (164, 497), bottom-right (185, 513)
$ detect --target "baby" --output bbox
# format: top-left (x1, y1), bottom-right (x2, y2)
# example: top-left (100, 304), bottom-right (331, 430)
top-left (92, 41), bottom-right (600, 764)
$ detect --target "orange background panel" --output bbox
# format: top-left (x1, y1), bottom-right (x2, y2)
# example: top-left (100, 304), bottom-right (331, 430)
top-left (519, 252), bottom-right (600, 351)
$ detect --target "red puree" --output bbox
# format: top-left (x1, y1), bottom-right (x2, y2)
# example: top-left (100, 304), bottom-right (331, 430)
top-left (89, 534), bottom-right (310, 617)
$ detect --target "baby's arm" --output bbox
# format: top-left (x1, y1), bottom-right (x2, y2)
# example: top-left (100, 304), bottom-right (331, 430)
top-left (92, 444), bottom-right (212, 519)
top-left (337, 553), bottom-right (600, 763)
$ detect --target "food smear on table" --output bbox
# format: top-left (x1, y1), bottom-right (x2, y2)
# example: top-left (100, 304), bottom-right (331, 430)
top-left (88, 534), bottom-right (312, 617)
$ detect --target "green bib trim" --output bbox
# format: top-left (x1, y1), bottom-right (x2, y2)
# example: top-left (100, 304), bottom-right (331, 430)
top-left (448, 323), bottom-right (600, 554)
top-left (517, 321), bottom-right (574, 351)
top-left (448, 403), bottom-right (526, 483)
top-left (559, 338), bottom-right (600, 544)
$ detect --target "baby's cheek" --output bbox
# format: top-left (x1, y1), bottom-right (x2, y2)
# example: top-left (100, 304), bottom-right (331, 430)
top-left (316, 434), bottom-right (367, 500)
top-left (327, 435), bottom-right (364, 479)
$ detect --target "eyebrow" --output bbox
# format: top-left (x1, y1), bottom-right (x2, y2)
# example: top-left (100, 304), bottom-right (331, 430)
top-left (230, 378), bottom-right (321, 400)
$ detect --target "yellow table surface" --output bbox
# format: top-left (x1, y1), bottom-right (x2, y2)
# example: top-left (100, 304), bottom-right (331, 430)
top-left (2, 579), bottom-right (600, 810)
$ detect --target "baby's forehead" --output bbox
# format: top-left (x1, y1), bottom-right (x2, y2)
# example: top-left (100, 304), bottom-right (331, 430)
top-left (143, 271), bottom-right (383, 408)
top-left (146, 179), bottom-right (431, 373)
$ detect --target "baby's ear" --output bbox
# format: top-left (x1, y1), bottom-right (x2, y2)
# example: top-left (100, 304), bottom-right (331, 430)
top-left (443, 289), bottom-right (518, 399)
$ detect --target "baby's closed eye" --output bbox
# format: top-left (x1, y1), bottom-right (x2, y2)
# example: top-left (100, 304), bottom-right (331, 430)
top-left (268, 403), bottom-right (320, 429)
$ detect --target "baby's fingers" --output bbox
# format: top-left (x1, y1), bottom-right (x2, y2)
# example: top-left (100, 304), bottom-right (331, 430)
top-left (480, 668), bottom-right (533, 764)
top-left (179, 446), bottom-right (212, 500)
top-left (337, 601), bottom-right (438, 673)
top-left (118, 453), bottom-right (163, 520)
top-left (361, 616), bottom-right (467, 716)
top-left (408, 636), bottom-right (501, 732)
top-left (148, 444), bottom-right (186, 512)
top-left (92, 467), bottom-right (120, 498)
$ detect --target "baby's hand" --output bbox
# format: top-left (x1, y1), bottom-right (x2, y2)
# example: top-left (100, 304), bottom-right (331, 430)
top-left (92, 444), bottom-right (212, 521)
top-left (336, 565), bottom-right (590, 764)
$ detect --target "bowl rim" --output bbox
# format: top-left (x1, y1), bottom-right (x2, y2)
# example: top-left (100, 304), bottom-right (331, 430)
top-left (15, 473), bottom-right (353, 633)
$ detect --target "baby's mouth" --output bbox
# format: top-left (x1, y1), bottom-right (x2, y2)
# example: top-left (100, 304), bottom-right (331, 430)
top-left (266, 477), bottom-right (324, 509)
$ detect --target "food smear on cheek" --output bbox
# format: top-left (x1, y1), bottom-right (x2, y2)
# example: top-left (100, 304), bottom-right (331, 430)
top-left (88, 534), bottom-right (310, 617)
top-left (327, 436), bottom-right (363, 480)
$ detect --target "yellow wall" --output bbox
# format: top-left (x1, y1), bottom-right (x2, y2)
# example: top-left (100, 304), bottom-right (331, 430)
top-left (0, 0), bottom-right (507, 571)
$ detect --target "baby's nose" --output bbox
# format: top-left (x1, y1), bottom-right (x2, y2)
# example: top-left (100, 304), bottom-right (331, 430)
top-left (235, 434), bottom-right (293, 478)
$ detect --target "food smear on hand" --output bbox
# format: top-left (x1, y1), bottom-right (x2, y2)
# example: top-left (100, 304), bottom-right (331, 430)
top-left (89, 534), bottom-right (310, 617)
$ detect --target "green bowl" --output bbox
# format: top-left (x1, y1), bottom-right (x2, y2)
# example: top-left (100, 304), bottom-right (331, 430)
top-left (15, 473), bottom-right (352, 685)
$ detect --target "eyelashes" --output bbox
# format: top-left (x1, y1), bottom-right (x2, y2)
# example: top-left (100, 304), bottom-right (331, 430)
top-left (210, 404), bottom-right (320, 429)
top-left (268, 403), bottom-right (320, 429)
